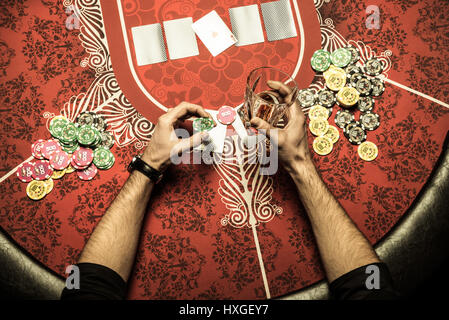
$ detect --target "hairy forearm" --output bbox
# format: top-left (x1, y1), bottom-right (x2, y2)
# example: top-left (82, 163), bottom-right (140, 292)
top-left (286, 159), bottom-right (380, 282)
top-left (78, 171), bottom-right (154, 281)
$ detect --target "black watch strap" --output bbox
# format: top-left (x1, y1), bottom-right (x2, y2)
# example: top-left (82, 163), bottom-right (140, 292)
top-left (127, 155), bottom-right (163, 184)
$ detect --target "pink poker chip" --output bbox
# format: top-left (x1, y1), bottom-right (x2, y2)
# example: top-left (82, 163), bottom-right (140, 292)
top-left (49, 151), bottom-right (71, 170)
top-left (217, 106), bottom-right (236, 125)
top-left (16, 162), bottom-right (35, 183)
top-left (77, 164), bottom-right (98, 181)
top-left (41, 140), bottom-right (61, 159)
top-left (70, 157), bottom-right (88, 170)
top-left (31, 139), bottom-right (45, 160)
top-left (32, 160), bottom-right (53, 181)
top-left (72, 147), bottom-right (93, 167)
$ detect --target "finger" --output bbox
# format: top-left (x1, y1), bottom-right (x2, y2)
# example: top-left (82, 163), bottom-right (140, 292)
top-left (250, 117), bottom-right (275, 137)
top-left (175, 131), bottom-right (210, 153)
top-left (165, 102), bottom-right (212, 124)
top-left (285, 101), bottom-right (305, 129)
top-left (267, 80), bottom-right (292, 97)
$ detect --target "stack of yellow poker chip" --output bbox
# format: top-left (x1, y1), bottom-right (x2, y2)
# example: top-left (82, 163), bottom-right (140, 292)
top-left (308, 105), bottom-right (340, 156)
top-left (323, 66), bottom-right (346, 92)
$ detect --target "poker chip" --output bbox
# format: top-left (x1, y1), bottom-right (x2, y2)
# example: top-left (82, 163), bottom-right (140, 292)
top-left (316, 89), bottom-right (336, 108)
top-left (32, 160), bottom-right (54, 181)
top-left (72, 147), bottom-right (94, 167)
top-left (297, 89), bottom-right (316, 108)
top-left (309, 119), bottom-right (329, 137)
top-left (345, 45), bottom-right (360, 65)
top-left (70, 157), bottom-right (88, 170)
top-left (49, 116), bottom-right (69, 139)
top-left (51, 169), bottom-right (66, 180)
top-left (41, 139), bottom-right (62, 159)
top-left (364, 58), bottom-right (383, 76)
top-left (360, 111), bottom-right (380, 131)
top-left (324, 125), bottom-right (340, 144)
top-left (77, 125), bottom-right (98, 146)
top-left (217, 106), bottom-right (236, 125)
top-left (336, 87), bottom-right (360, 108)
top-left (311, 49), bottom-right (331, 72)
top-left (93, 114), bottom-right (108, 131)
top-left (308, 105), bottom-right (330, 120)
top-left (330, 48), bottom-right (352, 68)
top-left (344, 121), bottom-right (367, 145)
top-left (31, 139), bottom-right (46, 159)
top-left (49, 150), bottom-right (71, 170)
top-left (324, 71), bottom-right (346, 92)
top-left (370, 78), bottom-right (385, 97)
top-left (358, 141), bottom-right (379, 161)
top-left (99, 131), bottom-right (115, 149)
top-left (354, 77), bottom-right (372, 96)
top-left (193, 117), bottom-right (215, 132)
top-left (357, 96), bottom-right (375, 112)
top-left (17, 162), bottom-right (35, 183)
top-left (76, 112), bottom-right (95, 126)
top-left (335, 110), bottom-right (355, 129)
top-left (44, 178), bottom-right (54, 195)
top-left (26, 180), bottom-right (47, 201)
top-left (345, 64), bottom-right (361, 77)
top-left (77, 164), bottom-right (98, 181)
top-left (93, 147), bottom-right (115, 170)
top-left (61, 122), bottom-right (79, 144)
top-left (313, 136), bottom-right (333, 156)
top-left (65, 164), bottom-right (76, 174)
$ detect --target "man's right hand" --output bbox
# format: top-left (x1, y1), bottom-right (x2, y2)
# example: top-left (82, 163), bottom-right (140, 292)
top-left (250, 81), bottom-right (313, 173)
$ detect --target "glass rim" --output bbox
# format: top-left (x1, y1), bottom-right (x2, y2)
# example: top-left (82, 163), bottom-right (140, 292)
top-left (246, 66), bottom-right (299, 106)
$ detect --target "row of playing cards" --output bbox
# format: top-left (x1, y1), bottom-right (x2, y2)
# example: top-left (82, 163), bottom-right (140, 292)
top-left (192, 10), bottom-right (237, 57)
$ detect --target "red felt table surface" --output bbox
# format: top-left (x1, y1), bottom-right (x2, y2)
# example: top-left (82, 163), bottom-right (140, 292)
top-left (0, 0), bottom-right (448, 299)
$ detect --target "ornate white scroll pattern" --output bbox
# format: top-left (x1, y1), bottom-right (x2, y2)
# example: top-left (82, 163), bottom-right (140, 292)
top-left (60, 0), bottom-right (155, 149)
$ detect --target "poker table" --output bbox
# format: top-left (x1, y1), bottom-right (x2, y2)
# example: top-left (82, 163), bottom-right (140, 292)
top-left (1, 0), bottom-right (449, 300)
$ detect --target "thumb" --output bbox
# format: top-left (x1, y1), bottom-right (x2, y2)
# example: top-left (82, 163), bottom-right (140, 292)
top-left (250, 117), bottom-right (274, 138)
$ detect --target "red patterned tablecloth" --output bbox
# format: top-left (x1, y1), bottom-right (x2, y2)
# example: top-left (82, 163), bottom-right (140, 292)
top-left (0, 0), bottom-right (448, 299)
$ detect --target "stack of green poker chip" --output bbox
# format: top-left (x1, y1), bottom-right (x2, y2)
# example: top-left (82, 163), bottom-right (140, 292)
top-left (193, 118), bottom-right (214, 132)
top-left (330, 48), bottom-right (352, 68)
top-left (77, 125), bottom-right (100, 147)
top-left (49, 117), bottom-right (69, 139)
top-left (311, 49), bottom-right (331, 72)
top-left (93, 147), bottom-right (115, 170)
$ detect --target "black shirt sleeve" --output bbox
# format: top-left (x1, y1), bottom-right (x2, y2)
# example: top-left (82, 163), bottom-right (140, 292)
top-left (60, 263), bottom-right (127, 300)
top-left (329, 262), bottom-right (400, 300)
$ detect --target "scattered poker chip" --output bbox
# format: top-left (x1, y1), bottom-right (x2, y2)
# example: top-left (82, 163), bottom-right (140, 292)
top-left (364, 58), bottom-right (383, 76)
top-left (99, 131), bottom-right (115, 149)
top-left (26, 180), bottom-right (47, 201)
top-left (316, 89), bottom-right (336, 108)
top-left (93, 114), bottom-right (108, 131)
top-left (308, 105), bottom-right (330, 120)
top-left (217, 106), bottom-right (236, 125)
top-left (324, 71), bottom-right (346, 92)
top-left (77, 164), bottom-right (98, 181)
top-left (311, 49), bottom-right (331, 72)
top-left (93, 147), bottom-right (115, 170)
top-left (336, 87), bottom-right (360, 108)
top-left (313, 136), bottom-right (333, 156)
top-left (345, 45), bottom-right (360, 65)
top-left (76, 112), bottom-right (95, 126)
top-left (335, 110), bottom-right (355, 129)
top-left (51, 169), bottom-right (66, 180)
top-left (193, 117), bottom-right (215, 132)
top-left (32, 160), bottom-right (54, 181)
top-left (77, 125), bottom-right (98, 146)
top-left (344, 121), bottom-right (367, 145)
top-left (297, 89), bottom-right (316, 108)
top-left (309, 119), bottom-right (330, 137)
top-left (31, 139), bottom-right (46, 159)
top-left (370, 78), bottom-right (385, 97)
top-left (357, 96), bottom-right (375, 112)
top-left (360, 111), bottom-right (380, 131)
top-left (358, 141), bottom-right (379, 161)
top-left (354, 77), bottom-right (373, 96)
top-left (49, 150), bottom-right (71, 170)
top-left (348, 72), bottom-right (364, 87)
top-left (345, 64), bottom-right (361, 77)
top-left (324, 125), bottom-right (340, 144)
top-left (17, 162), bottom-right (35, 183)
top-left (330, 48), bottom-right (352, 68)
top-left (44, 178), bottom-right (54, 194)
top-left (72, 147), bottom-right (94, 167)
top-left (41, 139), bottom-right (62, 159)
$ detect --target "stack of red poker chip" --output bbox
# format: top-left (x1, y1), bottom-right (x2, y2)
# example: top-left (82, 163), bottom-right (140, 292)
top-left (49, 150), bottom-right (71, 171)
top-left (31, 139), bottom-right (46, 160)
top-left (71, 147), bottom-right (94, 170)
top-left (17, 162), bottom-right (35, 183)
top-left (32, 160), bottom-right (54, 181)
top-left (77, 164), bottom-right (98, 181)
top-left (41, 139), bottom-right (62, 159)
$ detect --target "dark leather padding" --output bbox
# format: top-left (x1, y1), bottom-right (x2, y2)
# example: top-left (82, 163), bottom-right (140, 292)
top-left (1, 131), bottom-right (449, 300)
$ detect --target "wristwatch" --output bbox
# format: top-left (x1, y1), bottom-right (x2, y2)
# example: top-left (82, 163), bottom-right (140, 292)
top-left (127, 155), bottom-right (163, 184)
